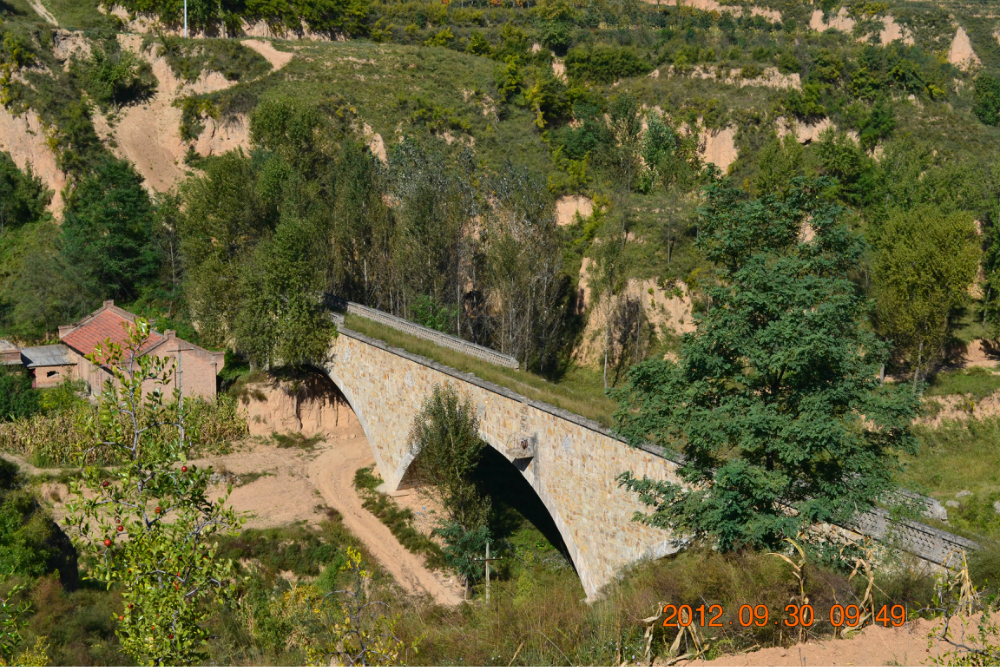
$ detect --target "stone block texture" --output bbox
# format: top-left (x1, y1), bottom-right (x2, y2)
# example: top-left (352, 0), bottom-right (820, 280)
top-left (325, 329), bottom-right (682, 598)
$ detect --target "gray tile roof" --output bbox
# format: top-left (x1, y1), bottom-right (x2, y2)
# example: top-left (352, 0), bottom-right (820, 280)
top-left (20, 344), bottom-right (75, 368)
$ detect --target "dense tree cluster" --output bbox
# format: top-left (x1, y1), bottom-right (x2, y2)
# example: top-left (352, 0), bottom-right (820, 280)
top-left (180, 98), bottom-right (568, 370)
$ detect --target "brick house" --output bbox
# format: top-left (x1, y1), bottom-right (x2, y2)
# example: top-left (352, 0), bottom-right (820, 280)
top-left (6, 301), bottom-right (224, 397)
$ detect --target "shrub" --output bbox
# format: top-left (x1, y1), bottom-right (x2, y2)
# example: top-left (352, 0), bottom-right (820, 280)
top-left (74, 42), bottom-right (156, 110)
top-left (0, 366), bottom-right (40, 422)
top-left (974, 73), bottom-right (1000, 127)
top-left (353, 466), bottom-right (446, 568)
top-left (0, 458), bottom-right (78, 587)
top-left (784, 82), bottom-right (826, 120)
top-left (564, 45), bottom-right (651, 84)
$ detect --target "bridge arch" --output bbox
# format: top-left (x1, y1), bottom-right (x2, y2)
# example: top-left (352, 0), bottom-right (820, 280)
top-left (323, 359), bottom-right (587, 576)
top-left (323, 328), bottom-right (683, 599)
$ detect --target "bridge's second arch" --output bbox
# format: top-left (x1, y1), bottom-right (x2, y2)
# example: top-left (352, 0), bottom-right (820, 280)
top-left (323, 328), bottom-right (682, 599)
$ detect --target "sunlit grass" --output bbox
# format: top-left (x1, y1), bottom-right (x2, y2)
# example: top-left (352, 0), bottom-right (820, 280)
top-left (902, 418), bottom-right (1000, 541)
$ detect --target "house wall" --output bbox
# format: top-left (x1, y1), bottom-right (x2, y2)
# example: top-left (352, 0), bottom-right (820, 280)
top-left (68, 340), bottom-right (222, 400)
top-left (33, 365), bottom-right (74, 389)
top-left (141, 337), bottom-right (222, 399)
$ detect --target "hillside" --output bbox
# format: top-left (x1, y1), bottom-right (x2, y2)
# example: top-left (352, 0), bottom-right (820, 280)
top-left (3, 0), bottom-right (1000, 663)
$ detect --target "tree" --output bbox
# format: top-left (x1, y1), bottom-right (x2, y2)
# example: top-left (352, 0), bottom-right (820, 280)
top-left (603, 93), bottom-right (643, 191)
top-left (388, 141), bottom-right (471, 324)
top-left (59, 158), bottom-right (159, 304)
top-left (612, 178), bottom-right (920, 553)
top-left (753, 134), bottom-right (806, 197)
top-left (0, 367), bottom-right (39, 422)
top-left (0, 458), bottom-right (77, 586)
top-left (974, 73), bottom-right (1000, 127)
top-left (233, 215), bottom-right (337, 368)
top-left (590, 207), bottom-right (633, 389)
top-left (478, 162), bottom-right (565, 370)
top-left (329, 141), bottom-right (395, 309)
top-left (302, 547), bottom-right (413, 667)
top-left (0, 569), bottom-right (31, 665)
top-left (0, 151), bottom-right (49, 237)
top-left (179, 150), bottom-right (277, 349)
top-left (66, 320), bottom-right (242, 665)
top-left (408, 384), bottom-right (491, 593)
top-left (871, 205), bottom-right (980, 387)
top-left (76, 41), bottom-right (155, 110)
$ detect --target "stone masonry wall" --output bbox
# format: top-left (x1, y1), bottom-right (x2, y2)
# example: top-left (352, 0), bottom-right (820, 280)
top-left (325, 328), bottom-right (683, 598)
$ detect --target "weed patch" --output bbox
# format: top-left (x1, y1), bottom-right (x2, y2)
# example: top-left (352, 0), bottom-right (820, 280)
top-left (148, 36), bottom-right (272, 83)
top-left (903, 417), bottom-right (1000, 540)
top-left (270, 431), bottom-right (325, 451)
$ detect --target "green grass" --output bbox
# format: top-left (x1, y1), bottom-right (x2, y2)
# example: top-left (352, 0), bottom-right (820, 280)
top-left (34, 0), bottom-right (108, 28)
top-left (343, 313), bottom-right (618, 426)
top-left (925, 366), bottom-right (1000, 401)
top-left (200, 39), bottom-right (553, 178)
top-left (145, 35), bottom-right (273, 83)
top-left (902, 418), bottom-right (1000, 541)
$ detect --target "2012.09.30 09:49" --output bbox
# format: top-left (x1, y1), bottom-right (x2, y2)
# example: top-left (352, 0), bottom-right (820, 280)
top-left (661, 603), bottom-right (907, 628)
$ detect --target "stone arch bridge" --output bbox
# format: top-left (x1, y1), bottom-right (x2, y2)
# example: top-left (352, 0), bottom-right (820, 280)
top-left (322, 322), bottom-right (977, 599)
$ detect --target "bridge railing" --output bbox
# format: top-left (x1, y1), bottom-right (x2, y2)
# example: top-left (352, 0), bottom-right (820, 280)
top-left (325, 296), bottom-right (520, 369)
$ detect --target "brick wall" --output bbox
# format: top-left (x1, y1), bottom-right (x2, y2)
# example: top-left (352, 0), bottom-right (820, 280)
top-left (68, 338), bottom-right (222, 400)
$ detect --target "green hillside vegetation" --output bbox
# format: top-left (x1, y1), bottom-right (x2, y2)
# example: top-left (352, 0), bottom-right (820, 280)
top-left (2, 0), bottom-right (1000, 661)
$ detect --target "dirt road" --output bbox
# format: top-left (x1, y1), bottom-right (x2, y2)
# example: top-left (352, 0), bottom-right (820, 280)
top-left (302, 433), bottom-right (464, 606)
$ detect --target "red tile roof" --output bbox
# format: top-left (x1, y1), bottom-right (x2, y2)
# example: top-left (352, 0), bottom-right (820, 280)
top-left (62, 307), bottom-right (165, 360)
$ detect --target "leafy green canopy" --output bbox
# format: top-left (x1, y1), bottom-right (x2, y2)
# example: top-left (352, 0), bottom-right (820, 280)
top-left (974, 73), bottom-right (1000, 127)
top-left (0, 366), bottom-right (40, 422)
top-left (59, 157), bottom-right (160, 304)
top-left (613, 178), bottom-right (920, 552)
top-left (408, 384), bottom-right (491, 584)
top-left (871, 205), bottom-right (980, 384)
top-left (180, 98), bottom-right (339, 367)
top-left (0, 151), bottom-right (49, 235)
top-left (0, 457), bottom-right (77, 586)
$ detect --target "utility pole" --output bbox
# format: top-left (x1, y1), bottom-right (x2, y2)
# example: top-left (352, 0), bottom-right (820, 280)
top-left (473, 541), bottom-right (503, 601)
top-left (184, 0), bottom-right (188, 38)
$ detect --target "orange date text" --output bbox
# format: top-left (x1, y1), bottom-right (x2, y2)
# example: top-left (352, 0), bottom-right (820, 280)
top-left (661, 604), bottom-right (906, 628)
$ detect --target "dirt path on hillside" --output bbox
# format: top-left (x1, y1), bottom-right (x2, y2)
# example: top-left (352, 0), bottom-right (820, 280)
top-left (194, 430), bottom-right (463, 605)
top-left (28, 0), bottom-right (58, 25)
top-left (105, 35), bottom-right (239, 191)
top-left (241, 39), bottom-right (294, 70)
top-left (303, 434), bottom-right (465, 606)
